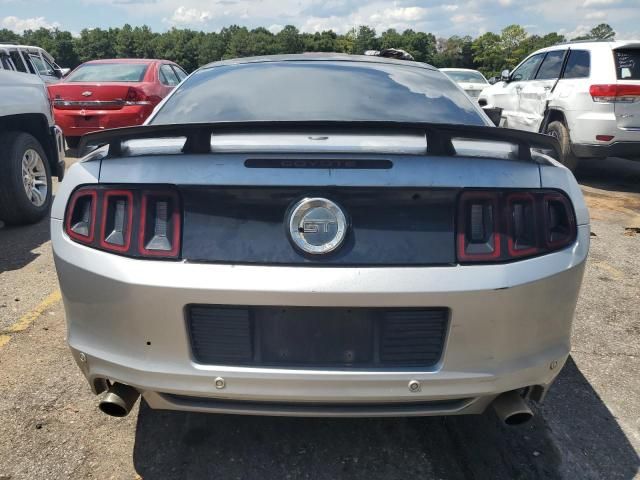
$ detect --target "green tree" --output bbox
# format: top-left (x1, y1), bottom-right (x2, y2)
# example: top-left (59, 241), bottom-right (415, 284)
top-left (276, 25), bottom-right (303, 53)
top-left (74, 28), bottom-right (116, 63)
top-left (500, 24), bottom-right (528, 67)
top-left (115, 24), bottom-right (136, 58)
top-left (0, 28), bottom-right (21, 43)
top-left (401, 30), bottom-right (437, 63)
top-left (472, 32), bottom-right (503, 76)
top-left (198, 32), bottom-right (226, 65)
top-left (589, 23), bottom-right (615, 40)
top-left (353, 26), bottom-right (378, 54)
top-left (301, 31), bottom-right (338, 52)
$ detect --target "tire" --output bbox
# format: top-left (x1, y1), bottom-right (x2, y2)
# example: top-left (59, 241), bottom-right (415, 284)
top-left (545, 121), bottom-right (579, 171)
top-left (65, 136), bottom-right (80, 149)
top-left (0, 131), bottom-right (53, 225)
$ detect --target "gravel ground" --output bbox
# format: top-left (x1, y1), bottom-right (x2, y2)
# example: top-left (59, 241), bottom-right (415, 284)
top-left (0, 156), bottom-right (638, 480)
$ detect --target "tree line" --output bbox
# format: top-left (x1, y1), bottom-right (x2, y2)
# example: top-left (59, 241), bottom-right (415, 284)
top-left (0, 22), bottom-right (615, 77)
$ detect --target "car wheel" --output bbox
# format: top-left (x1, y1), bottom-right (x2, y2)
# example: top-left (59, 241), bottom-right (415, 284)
top-left (65, 136), bottom-right (80, 149)
top-left (0, 131), bottom-right (52, 225)
top-left (546, 121), bottom-right (579, 171)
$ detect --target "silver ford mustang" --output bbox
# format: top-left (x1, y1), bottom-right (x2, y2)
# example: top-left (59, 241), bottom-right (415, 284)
top-left (51, 54), bottom-right (589, 425)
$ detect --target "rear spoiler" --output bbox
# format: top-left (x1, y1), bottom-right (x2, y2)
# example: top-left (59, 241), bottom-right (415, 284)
top-left (77, 121), bottom-right (562, 163)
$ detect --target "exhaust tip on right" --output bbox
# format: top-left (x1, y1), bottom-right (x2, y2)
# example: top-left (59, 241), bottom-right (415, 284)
top-left (492, 390), bottom-right (534, 426)
top-left (503, 410), bottom-right (534, 426)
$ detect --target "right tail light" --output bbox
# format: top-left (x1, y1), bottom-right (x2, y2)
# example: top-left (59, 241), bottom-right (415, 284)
top-left (589, 84), bottom-right (640, 103)
top-left (457, 190), bottom-right (576, 263)
top-left (65, 185), bottom-right (181, 259)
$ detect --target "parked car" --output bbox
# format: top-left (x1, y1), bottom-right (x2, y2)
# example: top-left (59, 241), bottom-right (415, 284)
top-left (479, 40), bottom-right (640, 170)
top-left (0, 44), bottom-right (69, 84)
top-left (441, 68), bottom-right (490, 99)
top-left (47, 58), bottom-right (187, 148)
top-left (52, 54), bottom-right (588, 425)
top-left (0, 70), bottom-right (65, 224)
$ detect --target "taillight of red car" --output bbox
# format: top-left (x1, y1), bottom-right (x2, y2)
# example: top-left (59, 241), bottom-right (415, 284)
top-left (65, 186), bottom-right (181, 259)
top-left (457, 190), bottom-right (576, 263)
top-left (124, 87), bottom-right (152, 105)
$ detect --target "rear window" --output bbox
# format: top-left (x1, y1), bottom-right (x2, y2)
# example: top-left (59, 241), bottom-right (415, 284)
top-left (444, 70), bottom-right (487, 83)
top-left (151, 61), bottom-right (485, 125)
top-left (614, 49), bottom-right (640, 80)
top-left (65, 63), bottom-right (148, 82)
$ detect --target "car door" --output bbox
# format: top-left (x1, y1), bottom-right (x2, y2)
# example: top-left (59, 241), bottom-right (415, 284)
top-left (517, 50), bottom-right (567, 132)
top-left (29, 54), bottom-right (60, 84)
top-left (158, 63), bottom-right (181, 97)
top-left (499, 53), bottom-right (545, 130)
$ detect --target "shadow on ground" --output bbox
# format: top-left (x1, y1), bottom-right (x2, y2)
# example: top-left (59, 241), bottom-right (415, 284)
top-left (132, 357), bottom-right (639, 480)
top-left (576, 157), bottom-right (640, 194)
top-left (0, 214), bottom-right (51, 274)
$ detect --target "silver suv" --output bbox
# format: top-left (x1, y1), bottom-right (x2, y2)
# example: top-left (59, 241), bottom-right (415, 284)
top-left (479, 40), bottom-right (640, 170)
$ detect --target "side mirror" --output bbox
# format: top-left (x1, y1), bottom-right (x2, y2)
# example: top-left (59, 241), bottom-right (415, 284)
top-left (501, 69), bottom-right (510, 82)
top-left (60, 67), bottom-right (70, 77)
top-left (488, 76), bottom-right (497, 85)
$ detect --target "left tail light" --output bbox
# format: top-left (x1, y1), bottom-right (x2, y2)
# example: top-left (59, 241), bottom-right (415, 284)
top-left (64, 186), bottom-right (181, 259)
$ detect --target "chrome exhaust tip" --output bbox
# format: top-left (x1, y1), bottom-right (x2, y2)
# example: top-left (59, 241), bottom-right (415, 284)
top-left (98, 383), bottom-right (140, 417)
top-left (492, 390), bottom-right (533, 426)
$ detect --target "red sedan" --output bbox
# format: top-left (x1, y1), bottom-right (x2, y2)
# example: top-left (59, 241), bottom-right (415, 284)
top-left (48, 59), bottom-right (187, 148)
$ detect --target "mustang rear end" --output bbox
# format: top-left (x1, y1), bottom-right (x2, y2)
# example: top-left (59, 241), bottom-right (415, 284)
top-left (51, 55), bottom-right (588, 424)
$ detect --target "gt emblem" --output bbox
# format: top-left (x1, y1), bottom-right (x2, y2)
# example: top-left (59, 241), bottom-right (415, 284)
top-left (302, 219), bottom-right (337, 233)
top-left (288, 198), bottom-right (348, 255)
top-left (82, 91), bottom-right (93, 97)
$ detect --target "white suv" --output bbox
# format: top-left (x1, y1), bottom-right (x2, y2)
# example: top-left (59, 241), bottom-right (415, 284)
top-left (479, 40), bottom-right (640, 170)
top-left (0, 44), bottom-right (68, 84)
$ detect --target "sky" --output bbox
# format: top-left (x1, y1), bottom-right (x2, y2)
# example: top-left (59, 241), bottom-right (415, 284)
top-left (1, 0), bottom-right (639, 39)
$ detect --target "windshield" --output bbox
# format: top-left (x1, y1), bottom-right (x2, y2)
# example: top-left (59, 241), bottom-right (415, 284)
top-left (151, 61), bottom-right (485, 126)
top-left (65, 63), bottom-right (148, 82)
top-left (443, 70), bottom-right (488, 84)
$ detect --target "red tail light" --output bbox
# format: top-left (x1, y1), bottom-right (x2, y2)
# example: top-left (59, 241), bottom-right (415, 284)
top-left (457, 190), bottom-right (576, 264)
top-left (590, 84), bottom-right (640, 103)
top-left (66, 188), bottom-right (97, 243)
top-left (64, 186), bottom-right (181, 259)
top-left (124, 87), bottom-right (151, 105)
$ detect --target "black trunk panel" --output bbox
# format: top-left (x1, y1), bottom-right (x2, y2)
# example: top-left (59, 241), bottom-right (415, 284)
top-left (180, 187), bottom-right (457, 265)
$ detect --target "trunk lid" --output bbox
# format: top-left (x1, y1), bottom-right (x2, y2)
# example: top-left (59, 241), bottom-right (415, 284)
top-left (613, 44), bottom-right (640, 129)
top-left (49, 82), bottom-right (139, 110)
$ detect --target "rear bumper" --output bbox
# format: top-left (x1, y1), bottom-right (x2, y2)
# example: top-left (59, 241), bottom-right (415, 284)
top-left (52, 219), bottom-right (588, 416)
top-left (53, 105), bottom-right (154, 138)
top-left (572, 141), bottom-right (640, 160)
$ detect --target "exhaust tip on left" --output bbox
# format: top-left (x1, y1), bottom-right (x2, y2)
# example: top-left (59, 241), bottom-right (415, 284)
top-left (98, 383), bottom-right (140, 417)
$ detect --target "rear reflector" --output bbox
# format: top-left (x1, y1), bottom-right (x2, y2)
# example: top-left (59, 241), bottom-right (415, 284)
top-left (595, 135), bottom-right (615, 142)
top-left (64, 186), bottom-right (181, 259)
top-left (590, 84), bottom-right (640, 103)
top-left (457, 190), bottom-right (576, 263)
